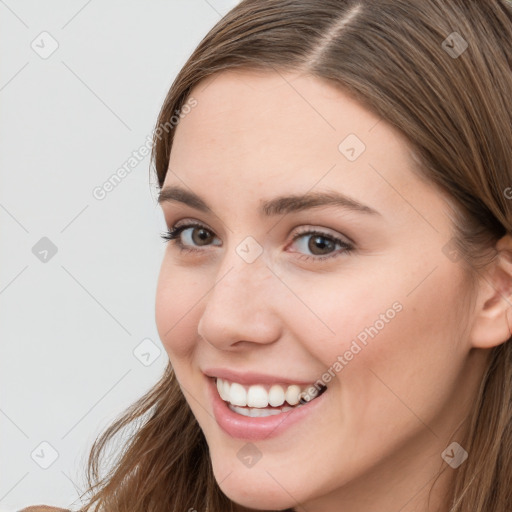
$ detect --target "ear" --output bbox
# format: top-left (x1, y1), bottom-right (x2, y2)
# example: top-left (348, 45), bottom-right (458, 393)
top-left (469, 233), bottom-right (512, 349)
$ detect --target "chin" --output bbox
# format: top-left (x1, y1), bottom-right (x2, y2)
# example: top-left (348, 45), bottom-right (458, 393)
top-left (210, 455), bottom-right (300, 511)
top-left (217, 477), bottom-right (296, 511)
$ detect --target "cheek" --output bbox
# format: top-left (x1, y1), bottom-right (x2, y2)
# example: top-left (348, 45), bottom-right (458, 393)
top-left (279, 264), bottom-right (407, 371)
top-left (155, 260), bottom-right (205, 360)
top-left (288, 257), bottom-right (468, 414)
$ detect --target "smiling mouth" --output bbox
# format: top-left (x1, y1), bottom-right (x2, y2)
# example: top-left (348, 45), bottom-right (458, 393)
top-left (214, 377), bottom-right (328, 417)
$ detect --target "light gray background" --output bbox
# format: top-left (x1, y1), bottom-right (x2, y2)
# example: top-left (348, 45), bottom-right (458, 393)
top-left (0, 1), bottom-right (240, 509)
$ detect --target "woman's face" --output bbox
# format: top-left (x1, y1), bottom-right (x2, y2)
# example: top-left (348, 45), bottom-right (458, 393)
top-left (155, 69), bottom-right (486, 511)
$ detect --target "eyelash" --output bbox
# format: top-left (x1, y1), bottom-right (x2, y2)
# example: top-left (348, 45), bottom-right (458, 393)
top-left (160, 221), bottom-right (354, 262)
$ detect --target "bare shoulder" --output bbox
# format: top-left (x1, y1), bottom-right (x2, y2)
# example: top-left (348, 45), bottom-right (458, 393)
top-left (18, 506), bottom-right (71, 512)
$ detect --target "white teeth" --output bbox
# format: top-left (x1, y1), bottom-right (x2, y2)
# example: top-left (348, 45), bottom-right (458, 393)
top-left (247, 385), bottom-right (268, 408)
top-left (216, 377), bottom-right (227, 400)
top-left (222, 379), bottom-right (230, 401)
top-left (229, 382), bottom-right (247, 406)
top-left (228, 403), bottom-right (298, 417)
top-left (268, 384), bottom-right (285, 407)
top-left (215, 377), bottom-right (324, 409)
top-left (285, 385), bottom-right (301, 406)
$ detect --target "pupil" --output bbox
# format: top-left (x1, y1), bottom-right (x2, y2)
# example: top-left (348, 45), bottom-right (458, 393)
top-left (310, 235), bottom-right (333, 255)
top-left (193, 228), bottom-right (212, 245)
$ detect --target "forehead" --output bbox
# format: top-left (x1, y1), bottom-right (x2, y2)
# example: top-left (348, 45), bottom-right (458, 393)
top-left (165, 69), bottom-right (452, 234)
top-left (169, 69), bottom-right (407, 177)
top-left (172, 68), bottom-right (390, 160)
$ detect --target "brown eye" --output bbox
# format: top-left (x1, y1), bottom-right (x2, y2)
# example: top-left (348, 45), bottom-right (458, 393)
top-left (160, 222), bottom-right (221, 250)
top-left (190, 226), bottom-right (215, 246)
top-left (289, 229), bottom-right (354, 262)
top-left (307, 235), bottom-right (336, 255)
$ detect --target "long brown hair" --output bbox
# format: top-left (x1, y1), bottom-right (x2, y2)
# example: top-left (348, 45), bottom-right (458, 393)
top-left (75, 1), bottom-right (512, 510)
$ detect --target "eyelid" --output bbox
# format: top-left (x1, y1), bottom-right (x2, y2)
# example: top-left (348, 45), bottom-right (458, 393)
top-left (161, 219), bottom-right (355, 262)
top-left (168, 218), bottom-right (351, 243)
top-left (290, 225), bottom-right (354, 245)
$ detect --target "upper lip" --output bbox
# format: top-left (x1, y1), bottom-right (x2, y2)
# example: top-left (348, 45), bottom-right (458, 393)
top-left (203, 367), bottom-right (319, 386)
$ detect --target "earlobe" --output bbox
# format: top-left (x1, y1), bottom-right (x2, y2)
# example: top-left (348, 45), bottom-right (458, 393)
top-left (469, 233), bottom-right (512, 349)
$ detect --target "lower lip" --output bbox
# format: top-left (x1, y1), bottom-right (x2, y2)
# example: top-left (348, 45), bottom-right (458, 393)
top-left (206, 375), bottom-right (327, 441)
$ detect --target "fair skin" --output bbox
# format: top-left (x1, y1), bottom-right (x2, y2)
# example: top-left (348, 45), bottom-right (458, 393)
top-left (155, 69), bottom-right (512, 512)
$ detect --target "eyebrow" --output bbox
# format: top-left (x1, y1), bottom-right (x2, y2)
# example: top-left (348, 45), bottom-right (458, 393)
top-left (157, 185), bottom-right (381, 217)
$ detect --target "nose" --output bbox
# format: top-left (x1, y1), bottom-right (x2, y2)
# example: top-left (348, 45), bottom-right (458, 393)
top-left (197, 245), bottom-right (282, 351)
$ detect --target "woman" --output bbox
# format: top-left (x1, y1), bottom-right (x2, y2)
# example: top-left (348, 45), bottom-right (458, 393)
top-left (22, 0), bottom-right (512, 510)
